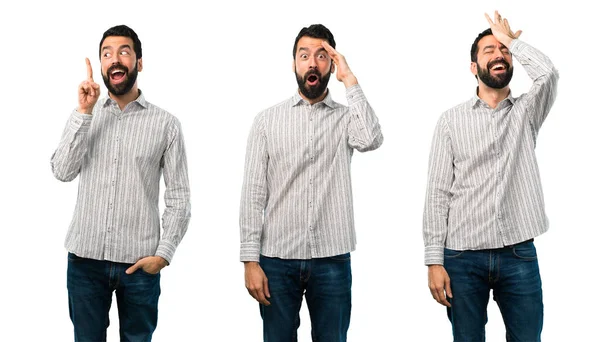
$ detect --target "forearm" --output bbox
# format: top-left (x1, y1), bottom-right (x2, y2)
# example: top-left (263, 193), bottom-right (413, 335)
top-left (239, 182), bottom-right (267, 262)
top-left (51, 110), bottom-right (92, 182)
top-left (346, 84), bottom-right (383, 152)
top-left (158, 119), bottom-right (191, 264)
top-left (423, 116), bottom-right (453, 265)
top-left (511, 39), bottom-right (559, 129)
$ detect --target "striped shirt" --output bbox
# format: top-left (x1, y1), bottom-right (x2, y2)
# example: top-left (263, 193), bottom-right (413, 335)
top-left (423, 39), bottom-right (559, 265)
top-left (51, 92), bottom-right (191, 264)
top-left (240, 84), bottom-right (383, 262)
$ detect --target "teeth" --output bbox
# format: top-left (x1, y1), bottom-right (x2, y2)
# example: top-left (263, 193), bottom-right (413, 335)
top-left (111, 69), bottom-right (124, 75)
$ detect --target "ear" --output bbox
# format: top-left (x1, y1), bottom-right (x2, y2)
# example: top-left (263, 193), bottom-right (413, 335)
top-left (292, 59), bottom-right (296, 74)
top-left (330, 62), bottom-right (335, 74)
top-left (137, 58), bottom-right (143, 72)
top-left (470, 62), bottom-right (477, 77)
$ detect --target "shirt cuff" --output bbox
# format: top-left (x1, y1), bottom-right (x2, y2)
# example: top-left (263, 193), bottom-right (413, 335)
top-left (346, 84), bottom-right (366, 106)
top-left (240, 243), bottom-right (261, 262)
top-left (155, 240), bottom-right (177, 264)
top-left (508, 39), bottom-right (525, 54)
top-left (70, 110), bottom-right (93, 133)
top-left (424, 246), bottom-right (444, 266)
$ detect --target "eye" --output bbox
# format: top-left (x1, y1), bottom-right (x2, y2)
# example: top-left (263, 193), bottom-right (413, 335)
top-left (318, 54), bottom-right (326, 59)
top-left (300, 54), bottom-right (308, 59)
top-left (103, 52), bottom-right (111, 58)
top-left (120, 50), bottom-right (130, 56)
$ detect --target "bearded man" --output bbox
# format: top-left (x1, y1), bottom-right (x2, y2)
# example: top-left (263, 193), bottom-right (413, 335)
top-left (423, 11), bottom-right (559, 341)
top-left (51, 25), bottom-right (191, 341)
top-left (239, 23), bottom-right (383, 342)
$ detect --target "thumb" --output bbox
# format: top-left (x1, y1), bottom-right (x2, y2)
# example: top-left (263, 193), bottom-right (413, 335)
top-left (263, 277), bottom-right (270, 298)
top-left (445, 277), bottom-right (453, 298)
top-left (126, 262), bottom-right (141, 275)
top-left (514, 30), bottom-right (522, 39)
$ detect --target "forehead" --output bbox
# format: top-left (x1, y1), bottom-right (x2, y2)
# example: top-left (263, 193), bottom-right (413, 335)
top-left (477, 35), bottom-right (503, 51)
top-left (101, 36), bottom-right (135, 50)
top-left (296, 36), bottom-right (326, 53)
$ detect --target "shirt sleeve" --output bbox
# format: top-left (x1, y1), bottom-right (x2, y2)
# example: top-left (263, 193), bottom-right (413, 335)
top-left (239, 113), bottom-right (268, 262)
top-left (509, 39), bottom-right (559, 134)
top-left (155, 117), bottom-right (191, 264)
top-left (346, 84), bottom-right (383, 152)
top-left (423, 114), bottom-right (454, 265)
top-left (50, 110), bottom-right (93, 182)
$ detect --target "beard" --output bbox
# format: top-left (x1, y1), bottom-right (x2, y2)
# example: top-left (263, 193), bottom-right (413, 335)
top-left (296, 68), bottom-right (331, 100)
top-left (102, 62), bottom-right (138, 96)
top-left (477, 59), bottom-right (513, 89)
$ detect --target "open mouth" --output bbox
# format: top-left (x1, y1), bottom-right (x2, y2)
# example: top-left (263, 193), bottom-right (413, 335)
top-left (306, 74), bottom-right (319, 86)
top-left (108, 65), bottom-right (128, 84)
top-left (489, 61), bottom-right (508, 73)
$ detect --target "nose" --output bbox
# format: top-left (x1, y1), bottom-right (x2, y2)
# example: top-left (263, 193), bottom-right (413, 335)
top-left (492, 48), bottom-right (504, 60)
top-left (308, 55), bottom-right (318, 69)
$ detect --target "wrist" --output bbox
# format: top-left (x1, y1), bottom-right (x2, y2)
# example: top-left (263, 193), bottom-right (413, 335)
top-left (77, 106), bottom-right (92, 114)
top-left (342, 73), bottom-right (358, 88)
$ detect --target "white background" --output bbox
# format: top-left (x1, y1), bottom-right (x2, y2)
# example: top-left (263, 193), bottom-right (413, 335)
top-left (0, 0), bottom-right (597, 341)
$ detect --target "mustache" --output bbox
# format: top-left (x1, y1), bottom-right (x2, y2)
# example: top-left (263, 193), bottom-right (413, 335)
top-left (303, 68), bottom-right (322, 82)
top-left (107, 63), bottom-right (130, 75)
top-left (487, 59), bottom-right (509, 70)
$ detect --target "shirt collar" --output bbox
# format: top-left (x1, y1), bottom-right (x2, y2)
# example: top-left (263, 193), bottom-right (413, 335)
top-left (292, 89), bottom-right (335, 108)
top-left (101, 89), bottom-right (148, 109)
top-left (471, 87), bottom-right (516, 109)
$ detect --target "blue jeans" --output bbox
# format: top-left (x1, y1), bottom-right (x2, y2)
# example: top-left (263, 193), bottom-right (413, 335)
top-left (444, 240), bottom-right (543, 342)
top-left (259, 253), bottom-right (352, 342)
top-left (67, 253), bottom-right (161, 342)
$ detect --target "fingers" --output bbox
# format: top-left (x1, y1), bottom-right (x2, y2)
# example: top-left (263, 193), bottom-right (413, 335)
top-left (430, 282), bottom-right (452, 307)
top-left (263, 276), bottom-right (271, 299)
top-left (247, 283), bottom-right (271, 306)
top-left (245, 263), bottom-right (271, 306)
top-left (428, 265), bottom-right (452, 307)
top-left (125, 261), bottom-right (141, 274)
top-left (321, 41), bottom-right (340, 64)
top-left (85, 57), bottom-right (94, 81)
top-left (79, 80), bottom-right (100, 98)
top-left (485, 12), bottom-right (493, 26)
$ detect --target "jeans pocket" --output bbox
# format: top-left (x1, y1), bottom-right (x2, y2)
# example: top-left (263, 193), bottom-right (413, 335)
top-left (444, 248), bottom-right (465, 259)
top-left (68, 252), bottom-right (84, 262)
top-left (138, 268), bottom-right (160, 276)
top-left (512, 242), bottom-right (537, 260)
top-left (327, 253), bottom-right (351, 262)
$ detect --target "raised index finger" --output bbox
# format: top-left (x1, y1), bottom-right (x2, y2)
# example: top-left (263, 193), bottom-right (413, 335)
top-left (85, 57), bottom-right (93, 80)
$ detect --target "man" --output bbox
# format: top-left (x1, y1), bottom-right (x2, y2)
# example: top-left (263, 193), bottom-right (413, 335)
top-left (240, 24), bottom-right (383, 341)
top-left (51, 25), bottom-right (190, 341)
top-left (423, 11), bottom-right (558, 341)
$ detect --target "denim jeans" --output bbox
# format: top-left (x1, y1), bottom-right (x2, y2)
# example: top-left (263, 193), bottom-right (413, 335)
top-left (67, 253), bottom-right (161, 342)
top-left (444, 240), bottom-right (543, 342)
top-left (259, 253), bottom-right (352, 342)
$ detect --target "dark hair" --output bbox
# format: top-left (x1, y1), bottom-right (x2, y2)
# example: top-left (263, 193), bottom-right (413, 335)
top-left (99, 25), bottom-right (142, 59)
top-left (292, 24), bottom-right (336, 58)
top-left (470, 28), bottom-right (493, 62)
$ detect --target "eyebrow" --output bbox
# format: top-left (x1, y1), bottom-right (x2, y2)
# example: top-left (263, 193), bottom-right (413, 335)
top-left (483, 44), bottom-right (508, 51)
top-left (101, 44), bottom-right (132, 52)
top-left (297, 47), bottom-right (328, 55)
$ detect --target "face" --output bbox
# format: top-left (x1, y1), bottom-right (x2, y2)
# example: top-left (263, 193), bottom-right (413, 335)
top-left (100, 36), bottom-right (142, 96)
top-left (472, 35), bottom-right (513, 89)
top-left (293, 36), bottom-right (334, 100)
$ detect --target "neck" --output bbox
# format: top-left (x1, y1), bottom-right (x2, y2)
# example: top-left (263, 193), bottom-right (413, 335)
top-left (299, 88), bottom-right (328, 105)
top-left (109, 85), bottom-right (140, 111)
top-left (477, 83), bottom-right (510, 109)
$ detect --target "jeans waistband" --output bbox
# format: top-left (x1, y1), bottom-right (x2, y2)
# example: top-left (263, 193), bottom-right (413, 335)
top-left (505, 238), bottom-right (534, 248)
